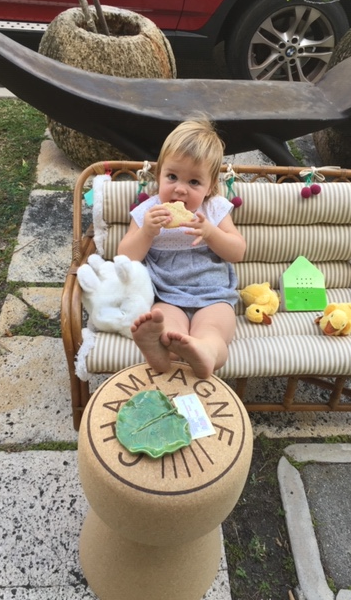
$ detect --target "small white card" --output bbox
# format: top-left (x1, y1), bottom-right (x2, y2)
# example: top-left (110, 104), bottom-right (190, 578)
top-left (173, 393), bottom-right (216, 440)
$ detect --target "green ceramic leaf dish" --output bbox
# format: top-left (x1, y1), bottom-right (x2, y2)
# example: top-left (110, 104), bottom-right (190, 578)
top-left (116, 390), bottom-right (192, 459)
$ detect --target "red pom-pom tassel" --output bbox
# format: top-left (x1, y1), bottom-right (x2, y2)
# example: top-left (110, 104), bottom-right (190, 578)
top-left (301, 186), bottom-right (312, 198)
top-left (130, 192), bottom-right (149, 210)
top-left (231, 196), bottom-right (243, 208)
top-left (138, 192), bottom-right (149, 203)
top-left (310, 183), bottom-right (321, 195)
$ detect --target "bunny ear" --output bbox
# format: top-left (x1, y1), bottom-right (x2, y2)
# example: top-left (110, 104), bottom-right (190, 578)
top-left (87, 254), bottom-right (105, 272)
top-left (77, 264), bottom-right (100, 293)
top-left (114, 255), bottom-right (133, 283)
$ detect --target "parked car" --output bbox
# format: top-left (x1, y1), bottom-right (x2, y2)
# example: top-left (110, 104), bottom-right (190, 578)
top-left (0, 0), bottom-right (350, 82)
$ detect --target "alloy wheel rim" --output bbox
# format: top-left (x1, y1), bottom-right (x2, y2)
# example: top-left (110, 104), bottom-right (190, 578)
top-left (248, 5), bottom-right (336, 82)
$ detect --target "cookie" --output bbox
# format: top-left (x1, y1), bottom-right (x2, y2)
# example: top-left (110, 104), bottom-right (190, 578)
top-left (163, 201), bottom-right (194, 228)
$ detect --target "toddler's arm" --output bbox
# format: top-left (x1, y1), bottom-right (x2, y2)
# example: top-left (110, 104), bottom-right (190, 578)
top-left (118, 205), bottom-right (172, 260)
top-left (183, 213), bottom-right (246, 263)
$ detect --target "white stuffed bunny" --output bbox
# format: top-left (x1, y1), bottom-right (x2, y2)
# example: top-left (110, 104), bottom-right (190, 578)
top-left (77, 254), bottom-right (154, 338)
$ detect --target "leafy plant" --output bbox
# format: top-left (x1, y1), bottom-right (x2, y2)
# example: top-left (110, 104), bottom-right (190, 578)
top-left (248, 535), bottom-right (268, 562)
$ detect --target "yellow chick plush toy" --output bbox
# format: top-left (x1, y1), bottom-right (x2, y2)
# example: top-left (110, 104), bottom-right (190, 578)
top-left (315, 303), bottom-right (351, 336)
top-left (240, 282), bottom-right (280, 325)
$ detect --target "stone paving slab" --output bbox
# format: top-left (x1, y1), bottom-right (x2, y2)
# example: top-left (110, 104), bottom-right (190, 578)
top-left (36, 137), bottom-right (82, 188)
top-left (0, 451), bottom-right (230, 600)
top-left (8, 189), bottom-right (92, 284)
top-left (0, 294), bottom-right (28, 336)
top-left (0, 337), bottom-right (79, 443)
top-left (20, 287), bottom-right (62, 318)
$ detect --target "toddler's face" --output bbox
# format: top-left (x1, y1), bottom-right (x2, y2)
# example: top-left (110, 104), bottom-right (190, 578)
top-left (158, 155), bottom-right (212, 213)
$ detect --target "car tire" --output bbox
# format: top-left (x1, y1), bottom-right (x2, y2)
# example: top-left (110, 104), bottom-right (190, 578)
top-left (225, 0), bottom-right (349, 82)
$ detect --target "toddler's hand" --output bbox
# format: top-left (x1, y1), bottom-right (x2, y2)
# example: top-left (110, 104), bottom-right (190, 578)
top-left (143, 205), bottom-right (172, 237)
top-left (182, 212), bottom-right (213, 246)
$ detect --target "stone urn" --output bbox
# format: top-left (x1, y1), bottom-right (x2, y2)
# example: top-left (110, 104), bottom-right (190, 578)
top-left (39, 7), bottom-right (176, 167)
top-left (313, 29), bottom-right (351, 167)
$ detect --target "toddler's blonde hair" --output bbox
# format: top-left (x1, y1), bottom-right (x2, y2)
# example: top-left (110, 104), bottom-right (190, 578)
top-left (155, 118), bottom-right (224, 198)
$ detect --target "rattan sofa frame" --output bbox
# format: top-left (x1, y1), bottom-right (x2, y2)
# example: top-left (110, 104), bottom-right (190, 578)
top-left (61, 161), bottom-right (351, 430)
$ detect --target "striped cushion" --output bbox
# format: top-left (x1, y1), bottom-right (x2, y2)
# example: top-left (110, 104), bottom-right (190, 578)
top-left (239, 224), bottom-right (351, 262)
top-left (103, 223), bottom-right (351, 264)
top-left (104, 224), bottom-right (130, 260)
top-left (86, 334), bottom-right (144, 373)
top-left (101, 180), bottom-right (351, 227)
top-left (83, 288), bottom-right (351, 379)
top-left (103, 180), bottom-right (156, 224)
top-left (97, 180), bottom-right (351, 267)
top-left (236, 262), bottom-right (351, 291)
top-left (84, 326), bottom-right (351, 380)
top-left (218, 181), bottom-right (351, 225)
top-left (216, 335), bottom-right (351, 379)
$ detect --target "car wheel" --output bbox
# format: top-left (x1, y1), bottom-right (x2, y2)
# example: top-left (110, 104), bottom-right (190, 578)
top-left (225, 0), bottom-right (349, 82)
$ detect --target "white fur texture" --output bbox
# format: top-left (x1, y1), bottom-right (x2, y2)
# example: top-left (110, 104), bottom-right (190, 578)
top-left (77, 254), bottom-right (154, 338)
top-left (74, 327), bottom-right (96, 381)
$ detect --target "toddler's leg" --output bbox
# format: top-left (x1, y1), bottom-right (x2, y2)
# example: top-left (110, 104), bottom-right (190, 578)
top-left (167, 303), bottom-right (235, 379)
top-left (131, 303), bottom-right (189, 373)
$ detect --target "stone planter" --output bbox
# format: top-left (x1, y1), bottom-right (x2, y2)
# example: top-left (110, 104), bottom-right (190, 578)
top-left (313, 29), bottom-right (351, 167)
top-left (39, 7), bottom-right (176, 167)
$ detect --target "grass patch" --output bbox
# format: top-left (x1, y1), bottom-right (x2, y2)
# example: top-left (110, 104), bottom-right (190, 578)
top-left (0, 441), bottom-right (78, 452)
top-left (0, 99), bottom-right (46, 311)
top-left (9, 304), bottom-right (61, 337)
top-left (223, 435), bottom-right (298, 600)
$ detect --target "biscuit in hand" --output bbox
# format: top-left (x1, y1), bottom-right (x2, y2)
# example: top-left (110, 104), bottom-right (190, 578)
top-left (163, 201), bottom-right (194, 228)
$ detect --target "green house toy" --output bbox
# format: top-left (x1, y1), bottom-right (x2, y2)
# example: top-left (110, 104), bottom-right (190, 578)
top-left (280, 256), bottom-right (328, 311)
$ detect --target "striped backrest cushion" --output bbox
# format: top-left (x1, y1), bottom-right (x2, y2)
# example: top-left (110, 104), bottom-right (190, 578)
top-left (94, 179), bottom-right (351, 290)
top-left (218, 181), bottom-right (351, 224)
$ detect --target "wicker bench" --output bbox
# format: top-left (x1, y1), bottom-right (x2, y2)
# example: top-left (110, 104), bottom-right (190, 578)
top-left (61, 161), bottom-right (351, 430)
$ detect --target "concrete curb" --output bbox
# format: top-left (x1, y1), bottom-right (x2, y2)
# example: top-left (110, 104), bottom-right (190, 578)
top-left (279, 445), bottom-right (351, 600)
top-left (278, 456), bottom-right (334, 600)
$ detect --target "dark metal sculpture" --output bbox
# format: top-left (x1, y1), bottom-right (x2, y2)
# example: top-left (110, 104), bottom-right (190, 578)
top-left (0, 32), bottom-right (350, 165)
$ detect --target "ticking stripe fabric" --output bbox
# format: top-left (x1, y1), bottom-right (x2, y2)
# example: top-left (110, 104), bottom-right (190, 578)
top-left (101, 180), bottom-right (351, 227)
top-left (236, 262), bottom-right (351, 290)
top-left (82, 326), bottom-right (351, 380)
top-left (216, 335), bottom-right (351, 379)
top-left (239, 224), bottom-right (351, 262)
top-left (219, 181), bottom-right (351, 225)
top-left (86, 333), bottom-right (144, 374)
top-left (81, 285), bottom-right (351, 379)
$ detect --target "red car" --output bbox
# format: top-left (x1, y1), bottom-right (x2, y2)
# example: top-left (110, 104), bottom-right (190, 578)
top-left (0, 0), bottom-right (349, 82)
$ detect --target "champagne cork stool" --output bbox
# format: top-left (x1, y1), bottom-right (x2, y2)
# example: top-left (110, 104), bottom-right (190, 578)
top-left (78, 362), bottom-right (253, 600)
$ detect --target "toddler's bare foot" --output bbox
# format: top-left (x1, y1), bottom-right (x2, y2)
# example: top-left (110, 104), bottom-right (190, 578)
top-left (167, 332), bottom-right (215, 379)
top-left (131, 309), bottom-right (171, 373)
